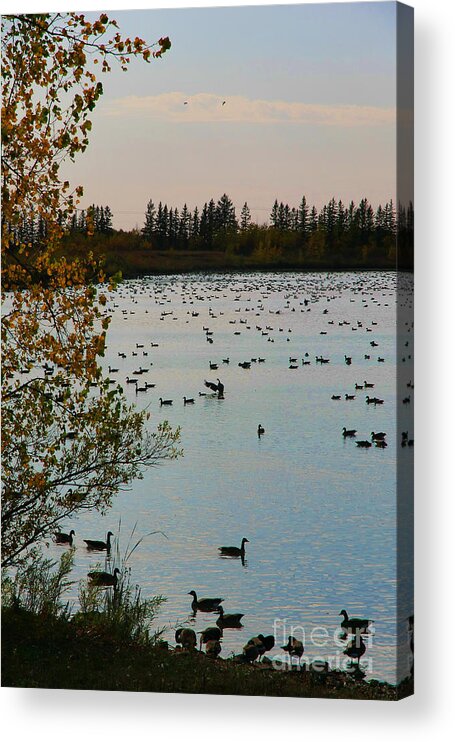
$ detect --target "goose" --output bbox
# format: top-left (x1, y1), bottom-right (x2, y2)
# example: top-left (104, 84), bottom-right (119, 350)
top-left (282, 635), bottom-right (304, 667)
top-left (222, 358), bottom-right (230, 364)
top-left (215, 606), bottom-right (244, 628)
top-left (88, 567), bottom-right (120, 587)
top-left (126, 376), bottom-right (137, 384)
top-left (375, 440), bottom-right (388, 448)
top-left (343, 635), bottom-right (366, 665)
top-left (209, 362), bottom-right (218, 370)
top-left (204, 379), bottom-right (224, 399)
top-left (175, 628), bottom-right (197, 650)
top-left (188, 591), bottom-right (223, 613)
top-left (364, 381), bottom-right (374, 388)
top-left (345, 356), bottom-right (352, 365)
top-left (356, 440), bottom-right (372, 448)
top-left (54, 529), bottom-right (75, 546)
top-left (331, 395), bottom-right (341, 400)
top-left (205, 639), bottom-right (222, 658)
top-left (345, 394), bottom-right (356, 401)
top-left (371, 431), bottom-right (386, 440)
top-left (242, 638), bottom-right (262, 662)
top-left (198, 626), bottom-right (222, 649)
top-left (159, 397), bottom-right (173, 406)
top-left (136, 384), bottom-right (148, 393)
top-left (83, 531), bottom-right (114, 551)
top-left (219, 538), bottom-right (249, 557)
top-left (355, 383), bottom-right (364, 390)
top-left (108, 365), bottom-right (119, 373)
top-left (342, 427), bottom-right (356, 437)
top-left (183, 397), bottom-right (195, 404)
top-left (257, 424), bottom-right (265, 436)
top-left (339, 610), bottom-right (373, 634)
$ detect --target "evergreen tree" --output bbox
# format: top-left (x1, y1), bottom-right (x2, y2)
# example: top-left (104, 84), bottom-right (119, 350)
top-left (142, 199), bottom-right (156, 241)
top-left (240, 202), bottom-right (251, 231)
top-left (270, 199), bottom-right (279, 228)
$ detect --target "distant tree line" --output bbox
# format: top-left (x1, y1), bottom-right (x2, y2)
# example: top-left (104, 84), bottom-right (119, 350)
top-left (4, 194), bottom-right (413, 270)
top-left (5, 204), bottom-right (113, 249)
top-left (138, 193), bottom-right (413, 265)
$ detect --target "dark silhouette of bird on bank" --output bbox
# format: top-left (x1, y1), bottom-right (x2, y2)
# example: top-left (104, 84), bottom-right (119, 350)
top-left (175, 628), bottom-right (197, 650)
top-left (204, 378), bottom-right (224, 399)
top-left (282, 636), bottom-right (304, 667)
top-left (243, 634), bottom-right (275, 662)
top-left (199, 626), bottom-right (222, 650)
top-left (343, 635), bottom-right (367, 666)
top-left (206, 639), bottom-right (222, 658)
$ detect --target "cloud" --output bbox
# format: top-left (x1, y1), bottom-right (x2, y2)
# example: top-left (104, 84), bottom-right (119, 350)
top-left (101, 92), bottom-right (395, 127)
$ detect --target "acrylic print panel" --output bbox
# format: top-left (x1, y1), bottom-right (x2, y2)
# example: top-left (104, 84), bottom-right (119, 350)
top-left (1, 2), bottom-right (413, 700)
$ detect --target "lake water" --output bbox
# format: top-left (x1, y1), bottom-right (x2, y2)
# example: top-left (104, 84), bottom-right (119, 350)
top-left (53, 270), bottom-right (413, 685)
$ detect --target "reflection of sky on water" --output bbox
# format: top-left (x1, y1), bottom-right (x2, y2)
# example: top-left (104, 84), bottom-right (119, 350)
top-left (53, 271), bottom-right (413, 684)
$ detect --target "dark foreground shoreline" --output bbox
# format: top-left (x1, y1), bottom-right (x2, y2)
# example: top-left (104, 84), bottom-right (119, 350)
top-left (2, 608), bottom-right (413, 700)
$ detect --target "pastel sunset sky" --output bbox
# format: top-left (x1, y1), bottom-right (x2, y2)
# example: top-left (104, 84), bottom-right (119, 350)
top-left (56, 1), bottom-right (398, 229)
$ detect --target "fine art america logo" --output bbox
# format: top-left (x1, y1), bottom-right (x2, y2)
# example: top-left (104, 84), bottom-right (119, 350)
top-left (270, 618), bottom-right (376, 673)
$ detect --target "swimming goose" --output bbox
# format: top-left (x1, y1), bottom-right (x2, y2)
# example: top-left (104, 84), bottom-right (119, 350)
top-left (54, 529), bottom-right (75, 546)
top-left (215, 606), bottom-right (244, 628)
top-left (342, 427), bottom-right (356, 438)
top-left (83, 531), bottom-right (114, 551)
top-left (281, 636), bottom-right (304, 667)
top-left (88, 567), bottom-right (120, 587)
top-left (188, 591), bottom-right (223, 612)
top-left (218, 538), bottom-right (249, 557)
top-left (371, 431), bottom-right (386, 440)
top-left (183, 397), bottom-right (195, 404)
top-left (257, 424), bottom-right (265, 436)
top-left (356, 440), bottom-right (372, 448)
top-left (339, 610), bottom-right (373, 634)
top-left (159, 397), bottom-right (173, 406)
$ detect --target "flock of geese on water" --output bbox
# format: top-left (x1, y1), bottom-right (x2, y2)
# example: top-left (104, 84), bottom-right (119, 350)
top-left (91, 275), bottom-right (414, 458)
top-left (50, 272), bottom-right (412, 674)
top-left (53, 527), bottom-right (373, 671)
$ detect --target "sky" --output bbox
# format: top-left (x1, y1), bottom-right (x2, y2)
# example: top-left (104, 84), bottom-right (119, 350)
top-left (54, 2), bottom-right (398, 230)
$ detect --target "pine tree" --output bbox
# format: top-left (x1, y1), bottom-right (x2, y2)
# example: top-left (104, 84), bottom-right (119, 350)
top-left (297, 196), bottom-right (308, 243)
top-left (142, 199), bottom-right (156, 241)
top-left (240, 202), bottom-right (251, 231)
top-left (270, 199), bottom-right (279, 228)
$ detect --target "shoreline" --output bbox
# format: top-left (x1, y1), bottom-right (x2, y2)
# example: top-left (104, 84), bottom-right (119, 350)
top-left (2, 607), bottom-right (413, 700)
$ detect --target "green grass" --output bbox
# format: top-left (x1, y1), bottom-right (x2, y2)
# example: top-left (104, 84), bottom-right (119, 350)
top-left (1, 607), bottom-right (413, 700)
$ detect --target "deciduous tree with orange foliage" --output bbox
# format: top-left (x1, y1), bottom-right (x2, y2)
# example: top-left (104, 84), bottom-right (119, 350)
top-left (1, 13), bottom-right (178, 568)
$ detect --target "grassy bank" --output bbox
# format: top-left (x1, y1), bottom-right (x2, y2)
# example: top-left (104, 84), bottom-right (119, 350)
top-left (2, 607), bottom-right (413, 700)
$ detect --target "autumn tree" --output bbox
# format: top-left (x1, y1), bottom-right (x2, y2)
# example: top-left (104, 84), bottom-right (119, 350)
top-left (1, 13), bottom-right (177, 568)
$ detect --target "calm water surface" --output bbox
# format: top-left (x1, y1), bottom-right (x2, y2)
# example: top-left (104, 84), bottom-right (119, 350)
top-left (54, 271), bottom-right (413, 684)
